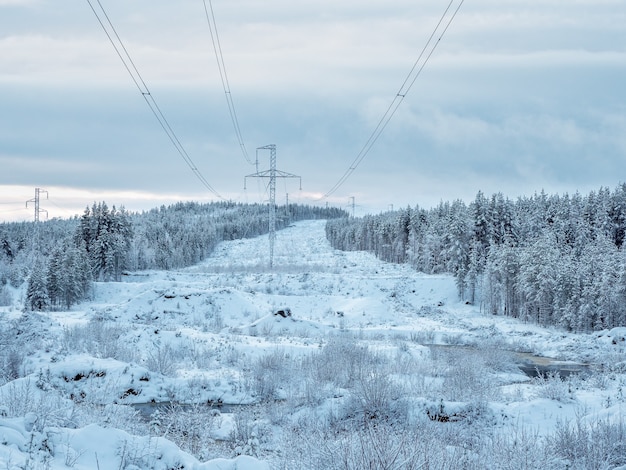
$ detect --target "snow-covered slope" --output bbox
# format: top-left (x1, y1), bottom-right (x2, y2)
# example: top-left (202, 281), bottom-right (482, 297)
top-left (1, 220), bottom-right (625, 469)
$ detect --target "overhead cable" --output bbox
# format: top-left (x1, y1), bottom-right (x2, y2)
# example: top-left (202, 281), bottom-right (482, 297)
top-left (322, 0), bottom-right (465, 199)
top-left (85, 0), bottom-right (222, 198)
top-left (202, 0), bottom-right (253, 165)
top-left (47, 198), bottom-right (77, 216)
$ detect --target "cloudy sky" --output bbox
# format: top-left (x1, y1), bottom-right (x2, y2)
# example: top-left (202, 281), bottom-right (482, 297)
top-left (1, 0), bottom-right (625, 222)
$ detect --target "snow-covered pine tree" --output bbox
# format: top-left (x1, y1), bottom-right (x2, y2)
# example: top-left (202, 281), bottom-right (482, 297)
top-left (446, 200), bottom-right (470, 299)
top-left (46, 248), bottom-right (63, 308)
top-left (61, 245), bottom-right (91, 308)
top-left (25, 262), bottom-right (50, 311)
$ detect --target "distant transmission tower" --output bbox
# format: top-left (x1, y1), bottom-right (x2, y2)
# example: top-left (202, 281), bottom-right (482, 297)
top-left (245, 144), bottom-right (301, 268)
top-left (26, 188), bottom-right (48, 222)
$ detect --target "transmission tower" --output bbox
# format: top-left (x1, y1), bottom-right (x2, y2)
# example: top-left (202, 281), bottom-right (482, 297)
top-left (26, 188), bottom-right (48, 222)
top-left (245, 144), bottom-right (301, 268)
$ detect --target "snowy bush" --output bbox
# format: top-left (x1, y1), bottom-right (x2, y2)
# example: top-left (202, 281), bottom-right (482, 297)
top-left (76, 403), bottom-right (146, 435)
top-left (151, 402), bottom-right (223, 460)
top-left (485, 426), bottom-right (553, 469)
top-left (532, 371), bottom-right (575, 403)
top-left (228, 406), bottom-right (271, 459)
top-left (249, 349), bottom-right (290, 401)
top-left (0, 379), bottom-right (76, 430)
top-left (182, 337), bottom-right (214, 369)
top-left (279, 418), bottom-right (461, 470)
top-left (312, 336), bottom-right (373, 389)
top-left (145, 342), bottom-right (176, 377)
top-left (61, 320), bottom-right (138, 363)
top-left (350, 369), bottom-right (402, 420)
top-left (432, 347), bottom-right (501, 402)
top-left (116, 435), bottom-right (163, 469)
top-left (545, 416), bottom-right (626, 469)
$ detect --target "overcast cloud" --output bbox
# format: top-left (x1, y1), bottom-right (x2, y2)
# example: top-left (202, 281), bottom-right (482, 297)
top-left (1, 0), bottom-right (625, 221)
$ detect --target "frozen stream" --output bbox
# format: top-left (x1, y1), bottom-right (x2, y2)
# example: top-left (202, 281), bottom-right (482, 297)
top-left (428, 343), bottom-right (591, 378)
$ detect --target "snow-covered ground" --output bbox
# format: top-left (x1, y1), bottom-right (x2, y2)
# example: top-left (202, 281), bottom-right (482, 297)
top-left (1, 220), bottom-right (625, 469)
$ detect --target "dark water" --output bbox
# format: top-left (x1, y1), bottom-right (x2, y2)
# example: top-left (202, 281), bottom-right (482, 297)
top-left (514, 350), bottom-right (591, 378)
top-left (427, 344), bottom-right (591, 379)
top-left (131, 401), bottom-right (243, 419)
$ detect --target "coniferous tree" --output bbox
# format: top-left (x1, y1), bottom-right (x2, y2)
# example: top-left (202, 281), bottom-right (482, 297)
top-left (61, 244), bottom-right (91, 308)
top-left (406, 206), bottom-right (426, 269)
top-left (25, 262), bottom-right (50, 311)
top-left (446, 200), bottom-right (470, 299)
top-left (609, 183), bottom-right (626, 247)
top-left (392, 208), bottom-right (411, 264)
top-left (46, 248), bottom-right (63, 308)
top-left (465, 240), bottom-right (482, 306)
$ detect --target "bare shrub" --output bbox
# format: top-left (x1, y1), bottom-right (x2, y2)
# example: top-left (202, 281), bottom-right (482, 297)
top-left (312, 336), bottom-right (374, 389)
top-left (151, 402), bottom-right (223, 460)
top-left (229, 406), bottom-right (270, 458)
top-left (249, 349), bottom-right (290, 401)
top-left (486, 426), bottom-right (553, 470)
top-left (145, 342), bottom-right (176, 377)
top-left (409, 330), bottom-right (435, 344)
top-left (116, 436), bottom-right (164, 470)
top-left (434, 347), bottom-right (501, 402)
top-left (0, 379), bottom-right (76, 430)
top-left (279, 418), bottom-right (457, 470)
top-left (61, 320), bottom-right (138, 363)
top-left (532, 371), bottom-right (575, 403)
top-left (223, 344), bottom-right (241, 366)
top-left (75, 403), bottom-right (147, 435)
top-left (351, 369), bottom-right (402, 420)
top-left (544, 414), bottom-right (626, 470)
top-left (208, 312), bottom-right (224, 332)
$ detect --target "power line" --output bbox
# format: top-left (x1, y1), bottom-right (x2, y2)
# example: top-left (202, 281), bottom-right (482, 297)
top-left (85, 0), bottom-right (222, 198)
top-left (202, 0), bottom-right (253, 166)
top-left (47, 198), bottom-right (79, 217)
top-left (321, 0), bottom-right (465, 199)
top-left (0, 201), bottom-right (28, 218)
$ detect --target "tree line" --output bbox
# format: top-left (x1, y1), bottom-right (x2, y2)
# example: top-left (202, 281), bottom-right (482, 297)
top-left (0, 201), bottom-right (346, 311)
top-left (325, 185), bottom-right (626, 332)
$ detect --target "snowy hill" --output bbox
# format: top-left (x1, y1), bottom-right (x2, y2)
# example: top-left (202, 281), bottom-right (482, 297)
top-left (1, 220), bottom-right (625, 469)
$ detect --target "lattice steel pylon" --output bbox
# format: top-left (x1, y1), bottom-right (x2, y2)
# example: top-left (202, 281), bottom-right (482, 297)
top-left (26, 187), bottom-right (48, 222)
top-left (245, 144), bottom-right (301, 268)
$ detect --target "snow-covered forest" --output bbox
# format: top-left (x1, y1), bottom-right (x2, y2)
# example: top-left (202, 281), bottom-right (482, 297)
top-left (1, 196), bottom-right (625, 469)
top-left (0, 201), bottom-right (346, 311)
top-left (327, 184), bottom-right (626, 332)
